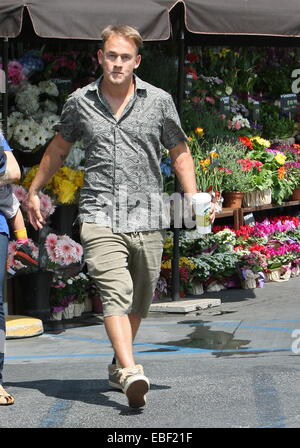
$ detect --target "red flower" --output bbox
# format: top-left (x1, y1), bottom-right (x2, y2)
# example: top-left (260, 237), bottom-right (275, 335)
top-left (185, 52), bottom-right (199, 64)
top-left (239, 136), bottom-right (253, 150)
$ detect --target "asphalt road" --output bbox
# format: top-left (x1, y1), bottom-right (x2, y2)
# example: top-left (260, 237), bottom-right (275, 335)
top-left (1, 276), bottom-right (300, 433)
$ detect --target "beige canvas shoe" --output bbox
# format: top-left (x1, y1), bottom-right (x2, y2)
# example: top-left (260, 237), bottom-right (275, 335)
top-left (108, 363), bottom-right (123, 390)
top-left (119, 364), bottom-right (150, 408)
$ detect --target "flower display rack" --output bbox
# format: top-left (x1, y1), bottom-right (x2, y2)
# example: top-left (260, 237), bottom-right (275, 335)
top-left (217, 200), bottom-right (300, 230)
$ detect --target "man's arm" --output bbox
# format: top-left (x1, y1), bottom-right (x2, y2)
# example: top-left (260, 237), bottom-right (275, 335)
top-left (168, 141), bottom-right (198, 195)
top-left (169, 141), bottom-right (215, 221)
top-left (28, 133), bottom-right (73, 229)
top-left (0, 151), bottom-right (21, 186)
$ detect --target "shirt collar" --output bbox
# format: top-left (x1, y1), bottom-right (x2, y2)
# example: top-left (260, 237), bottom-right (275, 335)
top-left (87, 74), bottom-right (148, 95)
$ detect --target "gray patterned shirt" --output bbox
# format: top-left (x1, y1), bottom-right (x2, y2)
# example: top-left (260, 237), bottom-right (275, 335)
top-left (54, 75), bottom-right (187, 233)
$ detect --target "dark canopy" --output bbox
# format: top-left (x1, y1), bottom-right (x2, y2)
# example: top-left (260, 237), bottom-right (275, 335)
top-left (0, 0), bottom-right (172, 40)
top-left (1, 0), bottom-right (300, 41)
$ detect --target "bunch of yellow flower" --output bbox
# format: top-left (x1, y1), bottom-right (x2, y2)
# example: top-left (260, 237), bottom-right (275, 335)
top-left (21, 165), bottom-right (84, 204)
top-left (161, 257), bottom-right (196, 271)
top-left (179, 257), bottom-right (196, 270)
top-left (194, 127), bottom-right (204, 137)
top-left (274, 152), bottom-right (286, 165)
top-left (250, 136), bottom-right (271, 150)
top-left (47, 166), bottom-right (84, 203)
top-left (199, 158), bottom-right (210, 171)
top-left (163, 237), bottom-right (173, 251)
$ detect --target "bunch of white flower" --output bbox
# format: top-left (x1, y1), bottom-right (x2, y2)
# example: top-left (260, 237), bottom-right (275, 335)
top-left (15, 80), bottom-right (59, 116)
top-left (8, 111), bottom-right (60, 152)
top-left (38, 80), bottom-right (59, 97)
top-left (15, 83), bottom-right (41, 115)
top-left (230, 114), bottom-right (250, 129)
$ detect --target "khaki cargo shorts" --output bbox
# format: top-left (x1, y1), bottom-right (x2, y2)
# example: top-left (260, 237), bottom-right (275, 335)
top-left (80, 223), bottom-right (166, 318)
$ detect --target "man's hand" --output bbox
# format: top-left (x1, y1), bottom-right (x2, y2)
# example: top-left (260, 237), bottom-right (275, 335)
top-left (210, 202), bottom-right (216, 224)
top-left (27, 192), bottom-right (45, 230)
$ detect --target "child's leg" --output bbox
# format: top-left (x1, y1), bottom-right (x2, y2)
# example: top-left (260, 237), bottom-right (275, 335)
top-left (12, 210), bottom-right (38, 267)
top-left (10, 208), bottom-right (28, 243)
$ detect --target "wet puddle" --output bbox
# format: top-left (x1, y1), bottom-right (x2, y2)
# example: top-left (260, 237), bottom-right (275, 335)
top-left (141, 319), bottom-right (252, 357)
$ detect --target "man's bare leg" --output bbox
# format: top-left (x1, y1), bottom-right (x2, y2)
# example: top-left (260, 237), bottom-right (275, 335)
top-left (105, 313), bottom-right (142, 367)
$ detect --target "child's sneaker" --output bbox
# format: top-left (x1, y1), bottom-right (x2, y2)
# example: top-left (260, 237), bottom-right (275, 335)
top-left (14, 242), bottom-right (38, 267)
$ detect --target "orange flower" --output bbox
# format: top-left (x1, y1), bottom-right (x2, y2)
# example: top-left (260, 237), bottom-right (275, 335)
top-left (195, 127), bottom-right (204, 137)
top-left (278, 166), bottom-right (285, 179)
top-left (238, 136), bottom-right (253, 149)
top-left (199, 158), bottom-right (210, 167)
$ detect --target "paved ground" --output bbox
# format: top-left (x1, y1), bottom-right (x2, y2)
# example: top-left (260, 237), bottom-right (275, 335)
top-left (1, 276), bottom-right (300, 432)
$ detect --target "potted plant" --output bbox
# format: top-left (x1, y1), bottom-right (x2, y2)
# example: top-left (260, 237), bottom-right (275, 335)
top-left (214, 141), bottom-right (254, 207)
top-left (49, 275), bottom-right (74, 320)
top-left (71, 273), bottom-right (90, 317)
top-left (188, 134), bottom-right (225, 211)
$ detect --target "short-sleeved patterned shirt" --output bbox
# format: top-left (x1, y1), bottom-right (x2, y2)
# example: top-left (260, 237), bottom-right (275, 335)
top-left (54, 75), bottom-right (187, 233)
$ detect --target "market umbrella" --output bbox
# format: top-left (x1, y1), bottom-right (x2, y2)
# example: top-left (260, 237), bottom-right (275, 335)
top-left (0, 0), bottom-right (173, 40)
top-left (1, 0), bottom-right (300, 40)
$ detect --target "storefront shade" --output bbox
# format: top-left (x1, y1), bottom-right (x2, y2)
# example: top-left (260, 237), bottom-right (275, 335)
top-left (1, 0), bottom-right (300, 40)
top-left (0, 0), bottom-right (172, 40)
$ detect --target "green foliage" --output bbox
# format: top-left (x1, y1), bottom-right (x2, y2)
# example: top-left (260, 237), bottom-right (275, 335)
top-left (182, 101), bottom-right (232, 140)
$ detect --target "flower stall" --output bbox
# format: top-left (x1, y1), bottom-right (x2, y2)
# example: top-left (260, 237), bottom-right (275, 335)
top-left (154, 215), bottom-right (300, 300)
top-left (2, 38), bottom-right (300, 318)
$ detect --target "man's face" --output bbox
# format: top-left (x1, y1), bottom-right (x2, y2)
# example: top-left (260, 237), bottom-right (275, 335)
top-left (98, 34), bottom-right (141, 86)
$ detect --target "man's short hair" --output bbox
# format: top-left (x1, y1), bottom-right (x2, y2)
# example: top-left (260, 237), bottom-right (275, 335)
top-left (101, 25), bottom-right (143, 53)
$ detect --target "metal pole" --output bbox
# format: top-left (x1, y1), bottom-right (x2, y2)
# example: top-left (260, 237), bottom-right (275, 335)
top-left (2, 38), bottom-right (8, 138)
top-left (171, 23), bottom-right (185, 300)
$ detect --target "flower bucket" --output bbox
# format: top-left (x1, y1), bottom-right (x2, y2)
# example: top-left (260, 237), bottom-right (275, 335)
top-left (63, 302), bottom-right (75, 319)
top-left (49, 310), bottom-right (63, 321)
top-left (223, 191), bottom-right (244, 209)
top-left (241, 271), bottom-right (258, 289)
top-left (73, 302), bottom-right (85, 317)
top-left (187, 280), bottom-right (204, 296)
top-left (291, 265), bottom-right (300, 277)
top-left (84, 297), bottom-right (93, 312)
top-left (290, 187), bottom-right (300, 201)
top-left (206, 281), bottom-right (226, 292)
top-left (265, 267), bottom-right (290, 282)
top-left (242, 189), bottom-right (272, 207)
top-left (12, 271), bottom-right (54, 321)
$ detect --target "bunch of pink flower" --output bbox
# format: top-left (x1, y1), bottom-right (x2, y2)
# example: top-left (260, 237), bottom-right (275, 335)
top-left (266, 242), bottom-right (300, 258)
top-left (2, 60), bottom-right (27, 85)
top-left (45, 233), bottom-right (83, 267)
top-left (237, 158), bottom-right (263, 172)
top-left (251, 218), bottom-right (297, 238)
top-left (12, 185), bottom-right (56, 221)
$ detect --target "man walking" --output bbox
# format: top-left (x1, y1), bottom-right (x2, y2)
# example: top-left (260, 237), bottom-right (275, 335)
top-left (27, 25), bottom-right (198, 408)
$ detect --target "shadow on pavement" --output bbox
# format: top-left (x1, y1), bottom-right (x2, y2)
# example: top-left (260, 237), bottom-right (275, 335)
top-left (5, 379), bottom-right (171, 416)
top-left (200, 287), bottom-right (257, 303)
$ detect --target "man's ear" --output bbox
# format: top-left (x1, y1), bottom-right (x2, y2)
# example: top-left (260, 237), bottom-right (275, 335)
top-left (134, 54), bottom-right (142, 70)
top-left (97, 49), bottom-right (103, 66)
